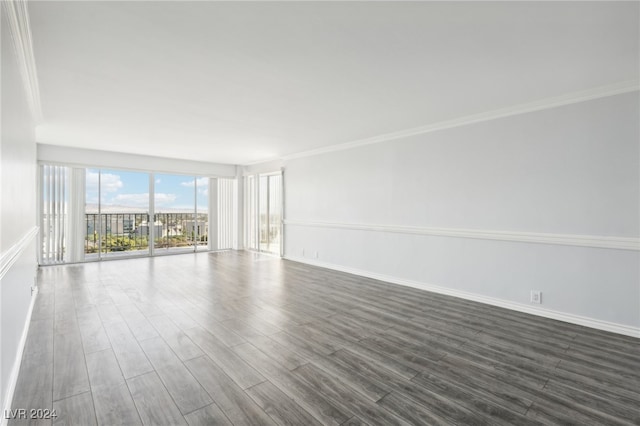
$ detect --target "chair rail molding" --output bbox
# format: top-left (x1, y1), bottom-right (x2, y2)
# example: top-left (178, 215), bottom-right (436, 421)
top-left (0, 227), bottom-right (39, 281)
top-left (284, 219), bottom-right (640, 251)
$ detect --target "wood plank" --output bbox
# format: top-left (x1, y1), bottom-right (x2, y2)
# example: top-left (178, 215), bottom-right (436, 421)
top-left (92, 383), bottom-right (142, 426)
top-left (139, 336), bottom-right (182, 370)
top-left (184, 404), bottom-right (231, 426)
top-left (52, 332), bottom-right (90, 401)
top-left (103, 321), bottom-right (154, 379)
top-left (10, 353), bottom-right (53, 426)
top-left (76, 308), bottom-right (111, 354)
top-left (162, 331), bottom-right (205, 362)
top-left (292, 363), bottom-right (409, 426)
top-left (247, 335), bottom-right (308, 371)
top-left (246, 380), bottom-right (322, 426)
top-left (156, 364), bottom-right (213, 415)
top-left (86, 349), bottom-right (124, 388)
top-left (52, 392), bottom-right (96, 426)
top-left (184, 326), bottom-right (265, 389)
top-left (231, 342), bottom-right (349, 426)
top-left (183, 356), bottom-right (275, 426)
top-left (127, 372), bottom-right (186, 426)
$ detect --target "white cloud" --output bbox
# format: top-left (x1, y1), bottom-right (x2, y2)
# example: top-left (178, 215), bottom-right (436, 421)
top-left (155, 178), bottom-right (161, 184)
top-left (112, 193), bottom-right (150, 206)
top-left (86, 171), bottom-right (123, 194)
top-left (110, 192), bottom-right (176, 208)
top-left (181, 177), bottom-right (209, 196)
top-left (181, 177), bottom-right (208, 189)
top-left (154, 193), bottom-right (177, 206)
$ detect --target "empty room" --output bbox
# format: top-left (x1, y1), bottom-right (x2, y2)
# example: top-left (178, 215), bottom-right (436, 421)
top-left (1, 1), bottom-right (639, 425)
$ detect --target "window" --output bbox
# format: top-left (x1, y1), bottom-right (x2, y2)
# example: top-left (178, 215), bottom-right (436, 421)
top-left (245, 171), bottom-right (283, 255)
top-left (38, 164), bottom-right (235, 264)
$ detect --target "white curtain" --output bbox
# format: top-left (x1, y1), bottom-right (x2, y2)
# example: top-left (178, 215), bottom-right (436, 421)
top-left (208, 177), bottom-right (218, 251)
top-left (39, 165), bottom-right (85, 264)
top-left (67, 168), bottom-right (86, 263)
top-left (40, 165), bottom-right (67, 264)
top-left (217, 178), bottom-right (237, 250)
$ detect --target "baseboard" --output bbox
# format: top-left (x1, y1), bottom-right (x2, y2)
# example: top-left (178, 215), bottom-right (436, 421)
top-left (284, 255), bottom-right (640, 339)
top-left (1, 288), bottom-right (38, 426)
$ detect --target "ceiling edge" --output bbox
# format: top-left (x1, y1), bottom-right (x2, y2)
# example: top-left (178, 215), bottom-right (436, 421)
top-left (244, 80), bottom-right (640, 166)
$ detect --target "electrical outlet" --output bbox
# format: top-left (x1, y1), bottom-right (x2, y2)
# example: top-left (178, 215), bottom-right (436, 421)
top-left (314, 251), bottom-right (319, 259)
top-left (530, 290), bottom-right (541, 304)
top-left (302, 248), bottom-right (305, 257)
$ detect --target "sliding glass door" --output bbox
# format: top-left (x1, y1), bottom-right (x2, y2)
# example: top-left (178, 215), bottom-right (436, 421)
top-left (85, 169), bottom-right (151, 259)
top-left (245, 171), bottom-right (282, 255)
top-left (154, 174), bottom-right (193, 254)
top-left (39, 163), bottom-right (237, 264)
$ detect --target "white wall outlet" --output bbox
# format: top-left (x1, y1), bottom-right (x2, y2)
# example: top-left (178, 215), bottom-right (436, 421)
top-left (530, 290), bottom-right (542, 304)
top-left (314, 251), bottom-right (319, 259)
top-left (302, 248), bottom-right (305, 257)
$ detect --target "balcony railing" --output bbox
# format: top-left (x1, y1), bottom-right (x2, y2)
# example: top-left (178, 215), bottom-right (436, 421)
top-left (85, 212), bottom-right (208, 255)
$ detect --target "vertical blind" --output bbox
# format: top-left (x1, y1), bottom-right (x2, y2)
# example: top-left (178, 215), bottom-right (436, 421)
top-left (244, 175), bottom-right (258, 250)
top-left (218, 178), bottom-right (237, 249)
top-left (40, 165), bottom-right (68, 264)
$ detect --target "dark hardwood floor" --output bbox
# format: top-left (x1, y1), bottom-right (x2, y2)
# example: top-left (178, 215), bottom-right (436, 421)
top-left (9, 251), bottom-right (640, 425)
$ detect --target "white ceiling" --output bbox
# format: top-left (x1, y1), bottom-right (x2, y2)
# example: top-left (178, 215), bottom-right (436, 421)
top-left (29, 1), bottom-right (639, 165)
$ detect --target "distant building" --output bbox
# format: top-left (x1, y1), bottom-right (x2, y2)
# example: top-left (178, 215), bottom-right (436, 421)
top-left (86, 214), bottom-right (138, 236)
top-left (185, 220), bottom-right (208, 237)
top-left (135, 220), bottom-right (164, 237)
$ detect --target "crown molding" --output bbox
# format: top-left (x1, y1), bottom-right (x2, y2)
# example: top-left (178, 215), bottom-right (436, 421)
top-left (2, 1), bottom-right (42, 122)
top-left (244, 80), bottom-right (639, 166)
top-left (284, 219), bottom-right (640, 251)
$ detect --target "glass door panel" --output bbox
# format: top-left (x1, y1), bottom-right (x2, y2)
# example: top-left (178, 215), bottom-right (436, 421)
top-left (196, 177), bottom-right (209, 251)
top-left (259, 175), bottom-right (269, 252)
top-left (154, 174), bottom-right (196, 254)
top-left (85, 169), bottom-right (151, 259)
top-left (268, 174), bottom-right (282, 255)
top-left (248, 172), bottom-right (282, 255)
top-left (85, 169), bottom-right (100, 260)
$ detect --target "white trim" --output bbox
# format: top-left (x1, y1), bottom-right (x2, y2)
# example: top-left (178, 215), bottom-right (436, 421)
top-left (244, 80), bottom-right (640, 166)
top-left (1, 288), bottom-right (37, 426)
top-left (284, 255), bottom-right (640, 338)
top-left (36, 145), bottom-right (237, 178)
top-left (2, 1), bottom-right (42, 122)
top-left (0, 227), bottom-right (39, 281)
top-left (284, 220), bottom-right (640, 251)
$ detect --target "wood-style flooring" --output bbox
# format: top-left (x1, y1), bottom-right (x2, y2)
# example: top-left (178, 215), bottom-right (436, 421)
top-left (9, 251), bottom-right (640, 425)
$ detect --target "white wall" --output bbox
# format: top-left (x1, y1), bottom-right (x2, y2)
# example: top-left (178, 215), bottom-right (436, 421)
top-left (1, 5), bottom-right (38, 417)
top-left (282, 92), bottom-right (640, 335)
top-left (37, 144), bottom-right (237, 178)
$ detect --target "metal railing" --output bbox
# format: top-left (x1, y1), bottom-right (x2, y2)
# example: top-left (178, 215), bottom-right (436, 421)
top-left (85, 212), bottom-right (208, 254)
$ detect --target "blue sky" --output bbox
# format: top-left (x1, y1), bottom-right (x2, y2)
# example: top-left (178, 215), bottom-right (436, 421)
top-left (87, 169), bottom-right (208, 212)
